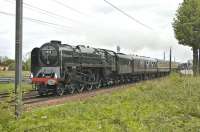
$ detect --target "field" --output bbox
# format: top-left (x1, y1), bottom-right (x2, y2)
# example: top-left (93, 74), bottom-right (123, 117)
top-left (0, 71), bottom-right (31, 93)
top-left (1, 73), bottom-right (200, 131)
top-left (0, 83), bottom-right (32, 93)
top-left (0, 71), bottom-right (30, 77)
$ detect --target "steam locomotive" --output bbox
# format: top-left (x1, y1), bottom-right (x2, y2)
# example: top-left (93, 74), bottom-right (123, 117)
top-left (31, 40), bottom-right (179, 96)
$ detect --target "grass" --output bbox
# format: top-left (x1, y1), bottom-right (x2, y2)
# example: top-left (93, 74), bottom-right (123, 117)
top-left (0, 71), bottom-right (32, 93)
top-left (1, 73), bottom-right (200, 132)
top-left (0, 71), bottom-right (30, 77)
top-left (0, 83), bottom-right (33, 93)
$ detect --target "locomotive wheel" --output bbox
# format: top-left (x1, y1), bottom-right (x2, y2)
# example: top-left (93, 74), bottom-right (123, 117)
top-left (38, 86), bottom-right (44, 96)
top-left (68, 85), bottom-right (75, 94)
top-left (85, 71), bottom-right (96, 91)
top-left (96, 80), bottom-right (102, 89)
top-left (107, 80), bottom-right (113, 87)
top-left (37, 84), bottom-right (48, 96)
top-left (76, 84), bottom-right (84, 93)
top-left (86, 84), bottom-right (93, 91)
top-left (56, 84), bottom-right (64, 96)
top-left (38, 90), bottom-right (44, 96)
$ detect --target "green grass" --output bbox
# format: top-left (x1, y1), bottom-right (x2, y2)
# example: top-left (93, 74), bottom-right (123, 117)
top-left (0, 71), bottom-right (31, 92)
top-left (1, 73), bottom-right (200, 132)
top-left (0, 71), bottom-right (30, 77)
top-left (0, 83), bottom-right (33, 93)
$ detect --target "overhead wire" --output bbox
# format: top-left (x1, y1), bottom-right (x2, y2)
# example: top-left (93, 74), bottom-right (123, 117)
top-left (2, 0), bottom-right (152, 32)
top-left (0, 11), bottom-right (73, 31)
top-left (103, 0), bottom-right (153, 30)
top-left (3, 0), bottom-right (98, 33)
top-left (23, 2), bottom-right (80, 24)
top-left (52, 0), bottom-right (88, 16)
top-left (5, 0), bottom-right (82, 24)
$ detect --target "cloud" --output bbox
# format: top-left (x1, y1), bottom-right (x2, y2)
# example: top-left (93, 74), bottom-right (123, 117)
top-left (0, 0), bottom-right (191, 62)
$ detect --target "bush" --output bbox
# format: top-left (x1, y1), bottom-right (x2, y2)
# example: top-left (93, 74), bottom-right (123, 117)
top-left (8, 63), bottom-right (15, 71)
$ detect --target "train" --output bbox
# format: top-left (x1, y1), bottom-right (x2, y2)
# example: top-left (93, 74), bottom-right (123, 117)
top-left (31, 40), bottom-right (179, 96)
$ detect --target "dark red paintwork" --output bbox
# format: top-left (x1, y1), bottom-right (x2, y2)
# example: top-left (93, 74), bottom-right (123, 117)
top-left (32, 77), bottom-right (58, 85)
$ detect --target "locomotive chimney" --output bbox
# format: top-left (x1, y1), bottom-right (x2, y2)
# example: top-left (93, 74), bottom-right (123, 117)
top-left (50, 40), bottom-right (61, 44)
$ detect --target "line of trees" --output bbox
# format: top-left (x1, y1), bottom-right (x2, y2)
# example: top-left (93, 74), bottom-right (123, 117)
top-left (0, 55), bottom-right (31, 71)
top-left (173, 0), bottom-right (200, 76)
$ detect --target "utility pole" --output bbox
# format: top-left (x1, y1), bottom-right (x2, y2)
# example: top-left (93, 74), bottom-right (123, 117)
top-left (15, 0), bottom-right (23, 118)
top-left (117, 45), bottom-right (120, 53)
top-left (169, 47), bottom-right (172, 72)
top-left (164, 51), bottom-right (165, 60)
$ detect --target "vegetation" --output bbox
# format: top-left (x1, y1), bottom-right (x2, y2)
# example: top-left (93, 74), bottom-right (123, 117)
top-left (23, 58), bottom-right (31, 71)
top-left (1, 74), bottom-right (200, 131)
top-left (173, 0), bottom-right (200, 75)
top-left (1, 59), bottom-right (15, 70)
top-left (0, 54), bottom-right (31, 71)
top-left (0, 83), bottom-right (32, 93)
top-left (0, 71), bottom-right (30, 77)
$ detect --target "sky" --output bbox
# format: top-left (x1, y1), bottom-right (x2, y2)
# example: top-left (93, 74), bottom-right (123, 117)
top-left (0, 0), bottom-right (192, 62)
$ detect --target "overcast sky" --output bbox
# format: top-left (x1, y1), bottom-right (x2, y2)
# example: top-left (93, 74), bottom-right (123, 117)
top-left (0, 0), bottom-right (192, 62)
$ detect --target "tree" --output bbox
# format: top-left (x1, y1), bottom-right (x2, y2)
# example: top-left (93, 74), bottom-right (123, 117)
top-left (22, 52), bottom-right (31, 71)
top-left (8, 63), bottom-right (15, 71)
top-left (2, 59), bottom-right (15, 67)
top-left (23, 58), bottom-right (31, 71)
top-left (173, 0), bottom-right (200, 76)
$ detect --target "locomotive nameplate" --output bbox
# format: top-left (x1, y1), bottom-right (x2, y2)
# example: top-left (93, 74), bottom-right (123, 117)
top-left (48, 79), bottom-right (57, 85)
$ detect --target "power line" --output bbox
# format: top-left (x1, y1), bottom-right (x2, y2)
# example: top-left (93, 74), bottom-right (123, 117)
top-left (53, 0), bottom-right (88, 16)
top-left (0, 11), bottom-right (72, 31)
top-left (23, 2), bottom-right (82, 24)
top-left (103, 0), bottom-right (153, 30)
top-left (5, 0), bottom-right (81, 24)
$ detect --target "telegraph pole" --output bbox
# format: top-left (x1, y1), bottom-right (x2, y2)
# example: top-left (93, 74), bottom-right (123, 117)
top-left (164, 51), bottom-right (165, 60)
top-left (15, 0), bottom-right (23, 118)
top-left (117, 45), bottom-right (120, 53)
top-left (169, 47), bottom-right (172, 72)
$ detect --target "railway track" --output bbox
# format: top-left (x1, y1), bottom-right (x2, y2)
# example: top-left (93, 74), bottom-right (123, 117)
top-left (0, 77), bottom-right (14, 83)
top-left (23, 83), bottom-right (134, 108)
top-left (0, 76), bottom-right (167, 110)
top-left (0, 92), bottom-right (10, 98)
top-left (0, 82), bottom-right (135, 105)
top-left (0, 90), bottom-right (36, 100)
top-left (0, 77), bottom-right (30, 84)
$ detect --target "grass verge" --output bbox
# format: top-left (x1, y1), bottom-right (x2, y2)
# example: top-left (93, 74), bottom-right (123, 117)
top-left (0, 71), bottom-right (30, 77)
top-left (0, 83), bottom-right (33, 93)
top-left (1, 73), bottom-right (200, 132)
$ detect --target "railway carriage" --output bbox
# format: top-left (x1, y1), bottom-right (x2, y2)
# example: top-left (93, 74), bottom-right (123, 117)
top-left (132, 55), bottom-right (146, 74)
top-left (144, 57), bottom-right (157, 73)
top-left (171, 61), bottom-right (180, 71)
top-left (157, 60), bottom-right (170, 75)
